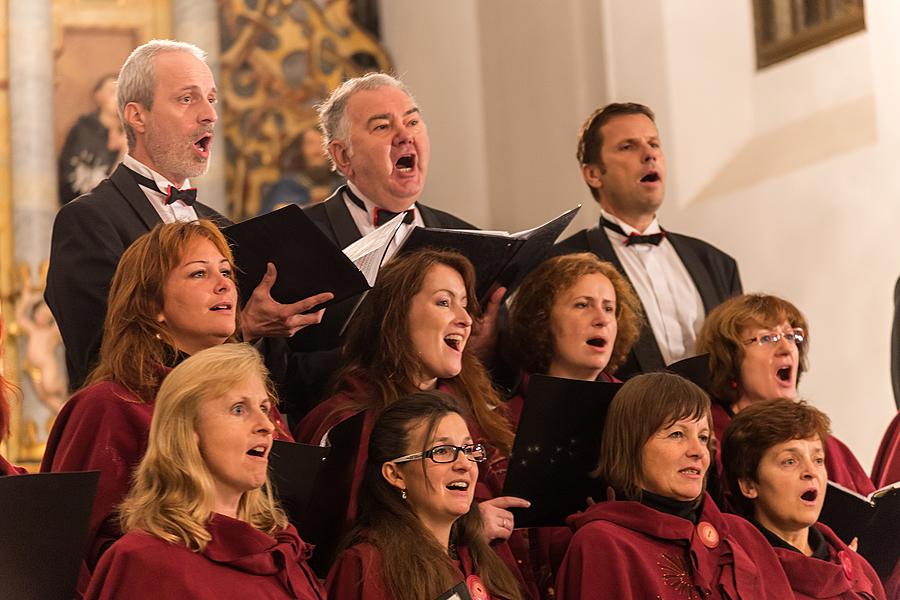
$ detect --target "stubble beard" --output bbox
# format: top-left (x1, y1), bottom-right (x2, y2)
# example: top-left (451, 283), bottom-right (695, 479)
top-left (145, 124), bottom-right (210, 183)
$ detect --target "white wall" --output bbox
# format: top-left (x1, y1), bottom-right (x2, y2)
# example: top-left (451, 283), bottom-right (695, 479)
top-left (380, 0), bottom-right (899, 467)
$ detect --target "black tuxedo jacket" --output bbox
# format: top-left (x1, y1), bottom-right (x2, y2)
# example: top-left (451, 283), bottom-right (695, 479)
top-left (304, 185), bottom-right (476, 248)
top-left (45, 163), bottom-right (229, 389)
top-left (558, 223), bottom-right (742, 378)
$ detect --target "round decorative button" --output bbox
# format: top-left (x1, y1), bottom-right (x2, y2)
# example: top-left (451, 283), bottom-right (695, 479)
top-left (697, 521), bottom-right (720, 548)
top-left (838, 551), bottom-right (854, 580)
top-left (467, 575), bottom-right (488, 600)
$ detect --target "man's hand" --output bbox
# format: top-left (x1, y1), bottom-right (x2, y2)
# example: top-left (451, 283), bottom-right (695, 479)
top-left (467, 286), bottom-right (506, 365)
top-left (241, 263), bottom-right (334, 341)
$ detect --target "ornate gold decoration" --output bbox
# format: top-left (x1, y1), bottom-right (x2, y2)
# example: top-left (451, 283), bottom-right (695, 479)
top-left (217, 0), bottom-right (392, 219)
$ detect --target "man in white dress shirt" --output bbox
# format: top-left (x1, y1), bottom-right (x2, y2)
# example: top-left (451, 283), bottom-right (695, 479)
top-left (558, 102), bottom-right (742, 378)
top-left (46, 39), bottom-right (331, 389)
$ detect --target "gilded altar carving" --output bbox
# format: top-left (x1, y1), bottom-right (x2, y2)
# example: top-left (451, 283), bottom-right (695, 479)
top-left (217, 0), bottom-right (392, 219)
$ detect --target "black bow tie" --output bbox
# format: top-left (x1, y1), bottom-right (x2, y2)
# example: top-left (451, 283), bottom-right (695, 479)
top-left (345, 187), bottom-right (415, 226)
top-left (127, 167), bottom-right (197, 206)
top-left (600, 217), bottom-right (666, 246)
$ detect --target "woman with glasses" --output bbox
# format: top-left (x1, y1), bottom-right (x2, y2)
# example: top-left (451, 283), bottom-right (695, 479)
top-left (698, 293), bottom-right (874, 495)
top-left (555, 372), bottom-right (793, 599)
top-left (327, 391), bottom-right (523, 600)
top-left (721, 399), bottom-right (885, 599)
top-left (85, 344), bottom-right (324, 600)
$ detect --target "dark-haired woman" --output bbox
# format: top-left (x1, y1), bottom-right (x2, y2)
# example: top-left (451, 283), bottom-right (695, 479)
top-left (85, 344), bottom-right (323, 599)
top-left (698, 293), bottom-right (874, 495)
top-left (556, 372), bottom-right (793, 599)
top-left (42, 221), bottom-right (293, 578)
top-left (327, 391), bottom-right (523, 600)
top-left (296, 249), bottom-right (533, 594)
top-left (722, 399), bottom-right (885, 599)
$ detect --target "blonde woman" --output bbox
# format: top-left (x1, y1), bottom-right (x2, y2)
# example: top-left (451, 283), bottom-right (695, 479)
top-left (85, 344), bottom-right (323, 599)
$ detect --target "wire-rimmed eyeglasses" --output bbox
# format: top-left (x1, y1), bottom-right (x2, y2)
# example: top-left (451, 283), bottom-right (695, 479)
top-left (744, 328), bottom-right (805, 347)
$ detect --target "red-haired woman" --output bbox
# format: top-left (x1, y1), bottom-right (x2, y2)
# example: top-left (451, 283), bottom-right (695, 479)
top-left (42, 221), bottom-right (293, 585)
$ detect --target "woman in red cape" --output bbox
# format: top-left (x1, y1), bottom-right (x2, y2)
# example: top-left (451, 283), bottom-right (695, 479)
top-left (721, 398), bottom-right (885, 599)
top-left (698, 293), bottom-right (874, 496)
top-left (503, 252), bottom-right (643, 597)
top-left (294, 249), bottom-right (533, 594)
top-left (327, 390), bottom-right (523, 600)
top-left (85, 344), bottom-right (322, 599)
top-left (556, 372), bottom-right (794, 599)
top-left (41, 222), bottom-right (292, 586)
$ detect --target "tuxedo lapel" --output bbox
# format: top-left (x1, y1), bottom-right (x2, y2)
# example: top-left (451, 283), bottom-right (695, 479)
top-left (417, 203), bottom-right (441, 228)
top-left (324, 186), bottom-right (363, 248)
top-left (669, 235), bottom-right (719, 314)
top-left (109, 164), bottom-right (163, 231)
top-left (587, 225), bottom-right (666, 373)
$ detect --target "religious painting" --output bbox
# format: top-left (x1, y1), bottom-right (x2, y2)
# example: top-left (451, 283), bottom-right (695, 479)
top-left (753, 0), bottom-right (866, 69)
top-left (217, 0), bottom-right (392, 219)
top-left (0, 0), bottom-right (170, 469)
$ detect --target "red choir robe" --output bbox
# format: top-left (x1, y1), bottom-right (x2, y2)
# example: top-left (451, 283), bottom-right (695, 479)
top-left (327, 540), bottom-right (503, 600)
top-left (501, 371), bottom-right (619, 600)
top-left (294, 373), bottom-right (537, 598)
top-left (886, 560), bottom-right (900, 600)
top-left (84, 514), bottom-right (324, 599)
top-left (0, 453), bottom-right (26, 475)
top-left (712, 402), bottom-right (875, 496)
top-left (768, 522), bottom-right (885, 599)
top-left (871, 411), bottom-right (900, 488)
top-left (41, 377), bottom-right (293, 593)
top-left (555, 493), bottom-right (794, 599)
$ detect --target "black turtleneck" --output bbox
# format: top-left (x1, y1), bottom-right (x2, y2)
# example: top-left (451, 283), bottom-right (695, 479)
top-left (639, 489), bottom-right (702, 524)
top-left (752, 519), bottom-right (830, 560)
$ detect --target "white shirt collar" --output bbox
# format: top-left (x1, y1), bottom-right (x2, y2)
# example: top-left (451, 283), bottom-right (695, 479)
top-left (600, 208), bottom-right (662, 236)
top-left (123, 154), bottom-right (193, 194)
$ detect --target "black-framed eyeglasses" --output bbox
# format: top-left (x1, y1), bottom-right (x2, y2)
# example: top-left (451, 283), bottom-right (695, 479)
top-left (744, 328), bottom-right (805, 347)
top-left (391, 443), bottom-right (487, 464)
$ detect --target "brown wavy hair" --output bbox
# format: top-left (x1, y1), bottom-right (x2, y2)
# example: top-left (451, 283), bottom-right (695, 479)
top-left (342, 391), bottom-right (523, 600)
top-left (85, 220), bottom-right (240, 402)
top-left (721, 398), bottom-right (830, 517)
top-left (696, 294), bottom-right (809, 407)
top-left (507, 253), bottom-right (643, 376)
top-left (336, 249), bottom-right (514, 455)
top-left (596, 372), bottom-right (712, 501)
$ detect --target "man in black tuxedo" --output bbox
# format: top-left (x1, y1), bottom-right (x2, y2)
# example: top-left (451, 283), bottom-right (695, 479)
top-left (46, 40), bottom-right (330, 389)
top-left (306, 73), bottom-right (473, 251)
top-left (285, 74), bottom-right (502, 411)
top-left (558, 102), bottom-right (742, 378)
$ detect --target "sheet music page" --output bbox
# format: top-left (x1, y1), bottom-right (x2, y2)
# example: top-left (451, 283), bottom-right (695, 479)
top-left (343, 213), bottom-right (405, 285)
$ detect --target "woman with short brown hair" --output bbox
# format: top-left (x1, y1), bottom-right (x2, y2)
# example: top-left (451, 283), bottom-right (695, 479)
top-left (721, 399), bottom-right (885, 599)
top-left (556, 372), bottom-right (793, 599)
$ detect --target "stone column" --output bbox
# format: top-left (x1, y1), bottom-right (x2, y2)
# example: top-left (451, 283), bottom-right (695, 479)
top-left (8, 0), bottom-right (56, 264)
top-left (172, 0), bottom-right (228, 216)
